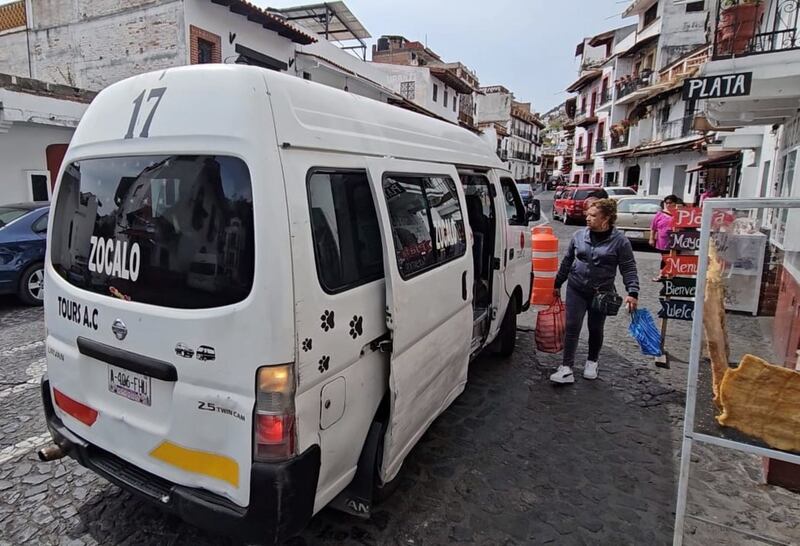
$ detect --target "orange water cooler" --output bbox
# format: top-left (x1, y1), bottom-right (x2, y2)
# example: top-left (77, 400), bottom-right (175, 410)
top-left (531, 225), bottom-right (559, 306)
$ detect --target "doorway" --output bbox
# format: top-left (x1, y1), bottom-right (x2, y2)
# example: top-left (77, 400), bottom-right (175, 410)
top-left (673, 165), bottom-right (687, 200)
top-left (625, 165), bottom-right (640, 188)
top-left (649, 168), bottom-right (661, 195)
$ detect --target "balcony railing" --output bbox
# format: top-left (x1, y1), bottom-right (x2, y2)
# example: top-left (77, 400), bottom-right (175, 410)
top-left (596, 138), bottom-right (607, 153)
top-left (713, 0), bottom-right (800, 59)
top-left (615, 70), bottom-right (654, 98)
top-left (574, 146), bottom-right (586, 158)
top-left (598, 88), bottom-right (613, 106)
top-left (497, 149), bottom-right (508, 161)
top-left (610, 130), bottom-right (630, 149)
top-left (575, 107), bottom-right (598, 127)
top-left (655, 117), bottom-right (697, 142)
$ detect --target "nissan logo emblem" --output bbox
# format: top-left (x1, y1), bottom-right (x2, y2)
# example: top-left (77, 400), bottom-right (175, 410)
top-left (112, 319), bottom-right (128, 341)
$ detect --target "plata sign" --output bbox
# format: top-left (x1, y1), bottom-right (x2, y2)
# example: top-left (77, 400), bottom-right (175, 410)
top-left (682, 72), bottom-right (752, 100)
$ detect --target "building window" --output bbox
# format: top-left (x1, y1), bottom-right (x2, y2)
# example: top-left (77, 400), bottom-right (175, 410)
top-left (190, 25), bottom-right (221, 65)
top-left (453, 97), bottom-right (456, 112)
top-left (686, 1), bottom-right (704, 12)
top-left (28, 172), bottom-right (50, 201)
top-left (400, 81), bottom-right (415, 100)
top-left (444, 90), bottom-right (449, 108)
top-left (433, 84), bottom-right (438, 103)
top-left (198, 38), bottom-right (214, 64)
top-left (307, 169), bottom-right (384, 293)
top-left (643, 2), bottom-right (658, 27)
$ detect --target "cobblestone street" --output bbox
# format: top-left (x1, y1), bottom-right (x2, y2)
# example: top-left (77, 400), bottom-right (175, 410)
top-left (1, 193), bottom-right (799, 545)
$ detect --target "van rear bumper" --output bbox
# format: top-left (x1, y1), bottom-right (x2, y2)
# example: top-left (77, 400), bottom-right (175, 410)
top-left (41, 376), bottom-right (320, 544)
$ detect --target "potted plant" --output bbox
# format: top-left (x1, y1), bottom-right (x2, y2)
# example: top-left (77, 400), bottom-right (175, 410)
top-left (717, 0), bottom-right (766, 56)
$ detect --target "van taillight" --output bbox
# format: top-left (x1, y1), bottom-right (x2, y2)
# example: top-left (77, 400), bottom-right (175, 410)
top-left (254, 365), bottom-right (296, 462)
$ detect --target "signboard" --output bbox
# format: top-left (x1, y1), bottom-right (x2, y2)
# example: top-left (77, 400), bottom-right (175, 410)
top-left (674, 207), bottom-right (736, 229)
top-left (660, 277), bottom-right (697, 299)
top-left (658, 299), bottom-right (695, 321)
top-left (682, 72), bottom-right (752, 100)
top-left (661, 255), bottom-right (699, 277)
top-left (669, 231), bottom-right (701, 252)
top-left (675, 207), bottom-right (702, 229)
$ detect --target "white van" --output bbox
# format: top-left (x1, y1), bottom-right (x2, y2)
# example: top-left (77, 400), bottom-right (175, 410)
top-left (39, 65), bottom-right (537, 543)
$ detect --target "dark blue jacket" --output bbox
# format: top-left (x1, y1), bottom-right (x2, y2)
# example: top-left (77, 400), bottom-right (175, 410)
top-left (555, 227), bottom-right (640, 297)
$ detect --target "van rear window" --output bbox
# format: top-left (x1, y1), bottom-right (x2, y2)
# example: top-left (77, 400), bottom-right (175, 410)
top-left (50, 155), bottom-right (254, 309)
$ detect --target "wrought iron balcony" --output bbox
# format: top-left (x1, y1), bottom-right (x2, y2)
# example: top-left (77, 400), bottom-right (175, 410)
top-left (615, 71), bottom-right (654, 98)
top-left (655, 117), bottom-right (697, 142)
top-left (596, 138), bottom-right (607, 153)
top-left (598, 89), bottom-right (613, 106)
top-left (713, 0), bottom-right (800, 59)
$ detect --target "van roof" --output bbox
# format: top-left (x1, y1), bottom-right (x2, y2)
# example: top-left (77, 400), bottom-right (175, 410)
top-left (261, 66), bottom-right (505, 170)
top-left (77, 65), bottom-right (505, 172)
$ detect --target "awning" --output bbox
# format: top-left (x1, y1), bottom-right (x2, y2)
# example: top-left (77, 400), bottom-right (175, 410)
top-left (209, 0), bottom-right (317, 44)
top-left (631, 136), bottom-right (705, 158)
top-left (618, 34), bottom-right (658, 58)
top-left (566, 70), bottom-right (602, 93)
top-left (589, 30), bottom-right (615, 47)
top-left (429, 67), bottom-right (474, 94)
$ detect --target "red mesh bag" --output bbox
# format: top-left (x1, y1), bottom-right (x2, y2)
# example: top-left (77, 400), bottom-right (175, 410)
top-left (535, 297), bottom-right (565, 353)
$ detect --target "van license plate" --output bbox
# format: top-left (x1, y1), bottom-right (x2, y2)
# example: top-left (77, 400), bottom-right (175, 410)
top-left (108, 365), bottom-right (151, 406)
top-left (625, 231), bottom-right (643, 238)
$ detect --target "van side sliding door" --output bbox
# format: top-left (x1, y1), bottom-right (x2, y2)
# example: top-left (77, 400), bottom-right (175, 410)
top-left (365, 158), bottom-right (473, 483)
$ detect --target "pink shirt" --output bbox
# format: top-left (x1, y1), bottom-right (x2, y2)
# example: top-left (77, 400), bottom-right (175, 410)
top-left (651, 210), bottom-right (674, 250)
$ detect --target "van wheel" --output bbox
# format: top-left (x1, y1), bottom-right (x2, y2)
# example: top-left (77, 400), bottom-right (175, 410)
top-left (495, 297), bottom-right (518, 357)
top-left (18, 263), bottom-right (44, 306)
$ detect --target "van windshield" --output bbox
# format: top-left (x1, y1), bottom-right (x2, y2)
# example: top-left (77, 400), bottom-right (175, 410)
top-left (50, 155), bottom-right (254, 309)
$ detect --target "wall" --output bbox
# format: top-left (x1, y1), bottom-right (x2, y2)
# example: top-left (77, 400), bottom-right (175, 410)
top-left (640, 151), bottom-right (702, 199)
top-left (378, 64), bottom-right (458, 122)
top-left (476, 91), bottom-right (511, 124)
top-left (658, 0), bottom-right (707, 69)
top-left (27, 0), bottom-right (186, 90)
top-left (0, 28), bottom-right (30, 78)
top-left (0, 122), bottom-right (75, 202)
top-left (185, 0), bottom-right (296, 71)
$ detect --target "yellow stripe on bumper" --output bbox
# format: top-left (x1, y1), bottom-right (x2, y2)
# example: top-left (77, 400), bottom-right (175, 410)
top-left (150, 441), bottom-right (239, 488)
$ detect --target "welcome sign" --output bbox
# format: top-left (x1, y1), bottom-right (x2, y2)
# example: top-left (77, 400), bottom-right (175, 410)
top-left (660, 277), bottom-right (697, 299)
top-left (658, 299), bottom-right (695, 321)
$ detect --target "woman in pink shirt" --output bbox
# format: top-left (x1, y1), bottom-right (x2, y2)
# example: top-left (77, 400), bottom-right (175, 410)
top-left (650, 195), bottom-right (682, 280)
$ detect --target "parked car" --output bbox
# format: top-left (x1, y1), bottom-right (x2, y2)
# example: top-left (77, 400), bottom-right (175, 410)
top-left (516, 181), bottom-right (535, 207)
top-left (0, 202), bottom-right (49, 305)
top-left (603, 186), bottom-right (637, 199)
top-left (552, 185), bottom-right (600, 224)
top-left (615, 196), bottom-right (664, 243)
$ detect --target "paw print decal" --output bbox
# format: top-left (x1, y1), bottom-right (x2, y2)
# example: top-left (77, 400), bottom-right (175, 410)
top-left (349, 315), bottom-right (364, 339)
top-left (318, 355), bottom-right (330, 373)
top-left (301, 338), bottom-right (312, 352)
top-left (320, 310), bottom-right (335, 332)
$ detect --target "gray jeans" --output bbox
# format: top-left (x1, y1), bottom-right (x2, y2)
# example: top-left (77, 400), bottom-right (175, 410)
top-left (562, 283), bottom-right (606, 368)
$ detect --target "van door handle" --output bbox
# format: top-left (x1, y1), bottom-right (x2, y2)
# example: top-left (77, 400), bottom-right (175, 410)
top-left (462, 271), bottom-right (467, 301)
top-left (77, 336), bottom-right (177, 382)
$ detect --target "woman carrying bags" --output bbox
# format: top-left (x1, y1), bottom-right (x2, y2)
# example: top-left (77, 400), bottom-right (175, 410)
top-left (550, 199), bottom-right (640, 384)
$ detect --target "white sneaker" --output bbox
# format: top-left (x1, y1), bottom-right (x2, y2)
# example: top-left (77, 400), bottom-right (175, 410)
top-left (550, 365), bottom-right (575, 384)
top-left (583, 360), bottom-right (599, 380)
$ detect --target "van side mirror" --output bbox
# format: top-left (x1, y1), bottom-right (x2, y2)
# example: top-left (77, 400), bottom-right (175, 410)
top-left (527, 199), bottom-right (541, 223)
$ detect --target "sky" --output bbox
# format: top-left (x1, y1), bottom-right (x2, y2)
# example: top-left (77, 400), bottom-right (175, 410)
top-left (260, 0), bottom-right (630, 114)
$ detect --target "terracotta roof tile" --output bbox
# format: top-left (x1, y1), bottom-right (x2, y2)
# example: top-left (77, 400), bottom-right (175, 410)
top-left (0, 1), bottom-right (26, 33)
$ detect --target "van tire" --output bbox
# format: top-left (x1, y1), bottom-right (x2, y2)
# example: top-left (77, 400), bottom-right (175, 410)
top-left (18, 263), bottom-right (45, 306)
top-left (495, 297), bottom-right (518, 357)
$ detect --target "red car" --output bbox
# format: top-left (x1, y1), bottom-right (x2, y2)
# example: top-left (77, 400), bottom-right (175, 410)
top-left (552, 185), bottom-right (600, 224)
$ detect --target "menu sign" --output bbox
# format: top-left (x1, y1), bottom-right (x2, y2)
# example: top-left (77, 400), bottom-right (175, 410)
top-left (661, 255), bottom-right (699, 277)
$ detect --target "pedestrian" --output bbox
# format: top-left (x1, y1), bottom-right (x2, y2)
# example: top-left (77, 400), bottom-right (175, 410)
top-left (700, 183), bottom-right (719, 203)
top-left (550, 198), bottom-right (640, 384)
top-left (649, 194), bottom-right (683, 281)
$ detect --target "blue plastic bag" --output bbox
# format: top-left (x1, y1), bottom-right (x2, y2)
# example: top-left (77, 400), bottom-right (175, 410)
top-left (628, 309), bottom-right (662, 357)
